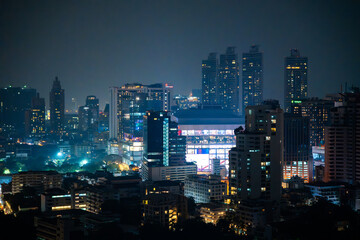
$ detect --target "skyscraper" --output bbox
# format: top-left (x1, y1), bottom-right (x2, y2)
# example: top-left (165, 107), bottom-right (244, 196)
top-left (50, 77), bottom-right (65, 135)
top-left (202, 53), bottom-right (218, 106)
top-left (284, 49), bottom-right (308, 113)
top-left (291, 97), bottom-right (334, 147)
top-left (229, 100), bottom-right (283, 202)
top-left (0, 86), bottom-right (37, 135)
top-left (29, 93), bottom-right (46, 137)
top-left (109, 83), bottom-right (172, 165)
top-left (141, 111), bottom-right (196, 182)
top-left (143, 111), bottom-right (186, 167)
top-left (325, 89), bottom-right (360, 184)
top-left (242, 45), bottom-right (263, 116)
top-left (109, 83), bottom-right (172, 141)
top-left (218, 47), bottom-right (240, 114)
top-left (283, 113), bottom-right (312, 183)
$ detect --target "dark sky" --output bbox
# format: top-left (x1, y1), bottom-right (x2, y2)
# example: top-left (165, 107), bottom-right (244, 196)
top-left (1, 0), bottom-right (360, 110)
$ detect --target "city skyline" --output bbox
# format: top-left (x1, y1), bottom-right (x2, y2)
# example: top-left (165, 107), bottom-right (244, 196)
top-left (1, 0), bottom-right (359, 110)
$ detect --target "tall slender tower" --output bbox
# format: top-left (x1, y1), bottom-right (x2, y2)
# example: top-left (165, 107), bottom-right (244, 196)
top-left (218, 47), bottom-right (240, 114)
top-left (30, 93), bottom-right (46, 136)
top-left (201, 53), bottom-right (218, 106)
top-left (242, 45), bottom-right (263, 116)
top-left (50, 77), bottom-right (65, 135)
top-left (284, 49), bottom-right (308, 113)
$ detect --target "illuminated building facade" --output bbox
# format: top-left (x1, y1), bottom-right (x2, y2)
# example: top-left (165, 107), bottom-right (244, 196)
top-left (78, 95), bottom-right (99, 137)
top-left (305, 183), bottom-right (344, 205)
top-left (50, 77), bottom-right (65, 135)
top-left (200, 203), bottom-right (227, 224)
top-left (283, 113), bottom-right (312, 183)
top-left (202, 52), bottom-right (218, 106)
top-left (291, 98), bottom-right (334, 147)
top-left (184, 174), bottom-right (226, 203)
top-left (229, 100), bottom-right (283, 203)
top-left (175, 107), bottom-right (243, 173)
top-left (141, 162), bottom-right (197, 182)
top-left (284, 49), bottom-right (308, 113)
top-left (218, 47), bottom-right (240, 114)
top-left (242, 45), bottom-right (263, 116)
top-left (143, 111), bottom-right (186, 167)
top-left (172, 94), bottom-right (200, 111)
top-left (29, 93), bottom-right (46, 136)
top-left (142, 193), bottom-right (188, 229)
top-left (12, 171), bottom-right (63, 194)
top-left (109, 83), bottom-right (172, 165)
top-left (325, 90), bottom-right (360, 183)
top-left (63, 114), bottom-right (79, 137)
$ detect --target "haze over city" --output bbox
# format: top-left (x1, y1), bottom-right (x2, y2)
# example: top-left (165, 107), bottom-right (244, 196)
top-left (0, 1), bottom-right (360, 239)
top-left (1, 0), bottom-right (359, 109)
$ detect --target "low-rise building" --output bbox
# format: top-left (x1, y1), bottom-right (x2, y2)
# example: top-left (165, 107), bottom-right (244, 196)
top-left (184, 174), bottom-right (226, 203)
top-left (142, 193), bottom-right (188, 229)
top-left (141, 162), bottom-right (197, 182)
top-left (305, 182), bottom-right (345, 205)
top-left (200, 203), bottom-right (227, 224)
top-left (12, 171), bottom-right (62, 194)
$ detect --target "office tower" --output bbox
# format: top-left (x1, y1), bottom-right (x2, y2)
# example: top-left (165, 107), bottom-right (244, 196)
top-left (109, 83), bottom-right (172, 140)
top-left (202, 53), bottom-right (218, 106)
top-left (284, 49), bottom-right (308, 113)
top-left (64, 114), bottom-right (79, 132)
top-left (78, 96), bottom-right (99, 133)
top-left (242, 45), bottom-right (263, 116)
top-left (109, 87), bottom-right (118, 139)
top-left (28, 93), bottom-right (46, 136)
top-left (71, 98), bottom-right (78, 114)
top-left (143, 111), bottom-right (186, 167)
top-left (78, 106), bottom-right (90, 132)
top-left (229, 100), bottom-right (283, 202)
top-left (85, 95), bottom-right (99, 126)
top-left (50, 77), bottom-right (65, 135)
top-left (283, 113), bottom-right (312, 183)
top-left (292, 98), bottom-right (334, 147)
top-left (98, 104), bottom-right (109, 132)
top-left (0, 86), bottom-right (37, 135)
top-left (109, 83), bottom-right (172, 165)
top-left (218, 47), bottom-right (240, 114)
top-left (325, 89), bottom-right (360, 183)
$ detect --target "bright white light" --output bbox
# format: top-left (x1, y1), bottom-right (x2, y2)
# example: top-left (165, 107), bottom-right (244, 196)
top-left (57, 152), bottom-right (63, 157)
top-left (80, 159), bottom-right (89, 167)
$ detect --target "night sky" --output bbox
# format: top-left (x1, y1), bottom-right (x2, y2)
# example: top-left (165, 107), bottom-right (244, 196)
top-left (1, 0), bottom-right (359, 110)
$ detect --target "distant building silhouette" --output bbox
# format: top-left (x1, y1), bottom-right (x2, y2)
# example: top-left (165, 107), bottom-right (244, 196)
top-left (50, 77), bottom-right (65, 135)
top-left (202, 53), bottom-right (218, 106)
top-left (0, 85), bottom-right (37, 136)
top-left (242, 45), bottom-right (263, 116)
top-left (218, 47), bottom-right (240, 114)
